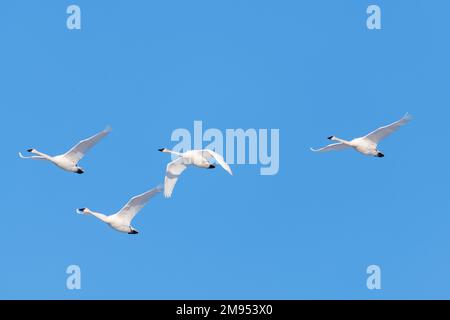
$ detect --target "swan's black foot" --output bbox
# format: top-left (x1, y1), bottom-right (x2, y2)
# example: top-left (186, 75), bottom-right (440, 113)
top-left (208, 164), bottom-right (216, 169)
top-left (376, 152), bottom-right (385, 158)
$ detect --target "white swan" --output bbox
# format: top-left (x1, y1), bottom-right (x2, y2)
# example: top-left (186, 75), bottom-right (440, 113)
top-left (77, 186), bottom-right (162, 234)
top-left (158, 148), bottom-right (233, 198)
top-left (19, 127), bottom-right (111, 174)
top-left (311, 113), bottom-right (412, 157)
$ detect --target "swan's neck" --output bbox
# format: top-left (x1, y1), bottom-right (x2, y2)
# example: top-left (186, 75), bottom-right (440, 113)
top-left (163, 149), bottom-right (183, 157)
top-left (89, 211), bottom-right (110, 223)
top-left (31, 149), bottom-right (53, 161)
top-left (331, 137), bottom-right (353, 146)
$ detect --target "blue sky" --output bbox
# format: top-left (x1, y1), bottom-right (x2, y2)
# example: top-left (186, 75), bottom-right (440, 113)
top-left (1, 0), bottom-right (449, 299)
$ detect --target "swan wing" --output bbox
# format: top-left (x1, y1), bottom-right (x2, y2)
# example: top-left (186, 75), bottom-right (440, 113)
top-left (18, 152), bottom-right (45, 160)
top-left (63, 127), bottom-right (111, 163)
top-left (114, 186), bottom-right (162, 225)
top-left (201, 149), bottom-right (233, 175)
top-left (310, 143), bottom-right (351, 152)
top-left (164, 157), bottom-right (188, 198)
top-left (363, 113), bottom-right (412, 144)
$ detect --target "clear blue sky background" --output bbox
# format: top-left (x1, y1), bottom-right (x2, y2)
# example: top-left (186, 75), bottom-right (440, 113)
top-left (1, 0), bottom-right (449, 299)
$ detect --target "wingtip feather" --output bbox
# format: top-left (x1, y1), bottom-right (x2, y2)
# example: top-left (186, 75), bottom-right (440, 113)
top-left (224, 165), bottom-right (233, 176)
top-left (403, 112), bottom-right (413, 121)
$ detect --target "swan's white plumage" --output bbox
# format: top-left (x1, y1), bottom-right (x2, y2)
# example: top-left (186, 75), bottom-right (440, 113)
top-left (310, 113), bottom-right (412, 157)
top-left (78, 185), bottom-right (162, 234)
top-left (164, 158), bottom-right (188, 198)
top-left (18, 152), bottom-right (45, 160)
top-left (112, 186), bottom-right (163, 225)
top-left (310, 143), bottom-right (351, 153)
top-left (201, 149), bottom-right (233, 175)
top-left (64, 126), bottom-right (112, 163)
top-left (160, 149), bottom-right (233, 198)
top-left (363, 113), bottom-right (412, 143)
top-left (19, 127), bottom-right (111, 173)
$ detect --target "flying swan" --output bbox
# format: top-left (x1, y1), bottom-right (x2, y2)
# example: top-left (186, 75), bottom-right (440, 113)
top-left (19, 127), bottom-right (111, 174)
top-left (77, 186), bottom-right (162, 234)
top-left (158, 148), bottom-right (233, 198)
top-left (310, 113), bottom-right (412, 157)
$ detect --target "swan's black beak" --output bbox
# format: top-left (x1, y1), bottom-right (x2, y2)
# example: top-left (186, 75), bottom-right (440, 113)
top-left (27, 149), bottom-right (34, 152)
top-left (158, 148), bottom-right (165, 152)
top-left (128, 230), bottom-right (139, 235)
top-left (376, 152), bottom-right (385, 158)
top-left (78, 208), bottom-right (86, 212)
top-left (76, 168), bottom-right (84, 174)
top-left (208, 164), bottom-right (216, 169)
top-left (327, 136), bottom-right (334, 140)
